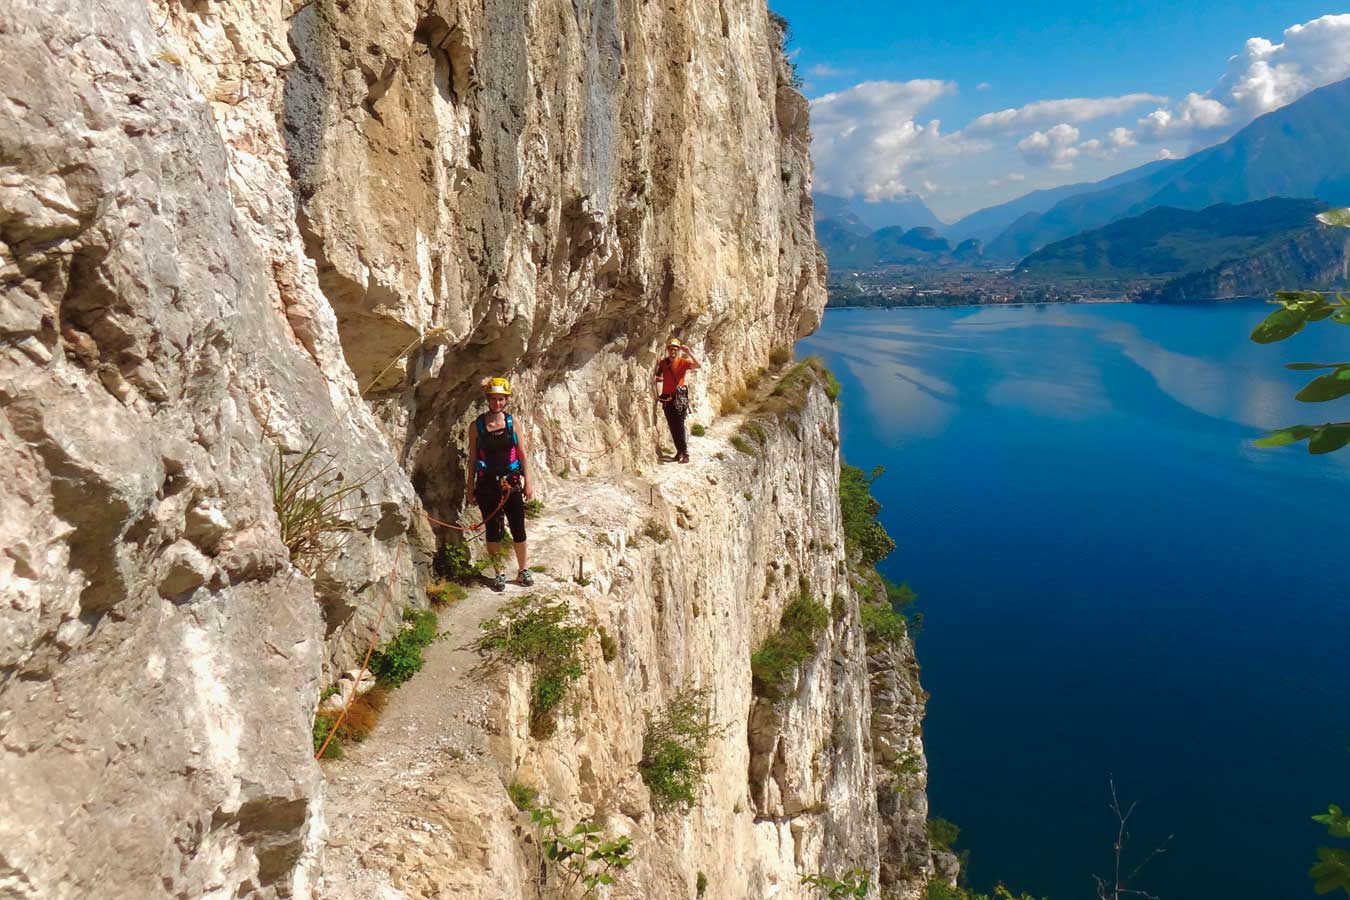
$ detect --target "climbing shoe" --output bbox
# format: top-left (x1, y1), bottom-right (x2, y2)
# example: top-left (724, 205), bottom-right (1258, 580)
top-left (677, 453), bottom-right (690, 464)
top-left (492, 572), bottom-right (507, 592)
top-left (518, 569), bottom-right (534, 587)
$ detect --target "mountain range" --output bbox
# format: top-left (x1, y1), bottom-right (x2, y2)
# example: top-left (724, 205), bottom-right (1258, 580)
top-left (813, 76), bottom-right (1350, 276)
top-left (985, 77), bottom-right (1350, 259)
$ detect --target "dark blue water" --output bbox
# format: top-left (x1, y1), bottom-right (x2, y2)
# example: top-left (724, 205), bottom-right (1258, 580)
top-left (800, 302), bottom-right (1350, 900)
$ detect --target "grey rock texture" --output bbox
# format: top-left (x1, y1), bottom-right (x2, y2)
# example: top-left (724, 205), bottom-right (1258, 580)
top-left (0, 0), bottom-right (934, 895)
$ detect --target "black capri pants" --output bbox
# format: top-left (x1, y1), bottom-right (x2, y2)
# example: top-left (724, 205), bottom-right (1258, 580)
top-left (475, 474), bottom-right (526, 543)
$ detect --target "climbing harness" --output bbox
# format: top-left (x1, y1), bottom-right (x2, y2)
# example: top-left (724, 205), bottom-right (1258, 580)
top-left (475, 412), bottom-right (523, 475)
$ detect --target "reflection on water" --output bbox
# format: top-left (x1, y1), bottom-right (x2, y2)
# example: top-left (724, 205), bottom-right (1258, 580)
top-left (812, 303), bottom-right (1350, 470)
top-left (800, 302), bottom-right (1350, 900)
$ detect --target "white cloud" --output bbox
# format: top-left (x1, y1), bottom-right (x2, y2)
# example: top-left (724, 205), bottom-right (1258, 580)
top-left (807, 63), bottom-right (848, 78)
top-left (966, 93), bottom-right (1165, 134)
top-left (1156, 148), bottom-right (1180, 160)
top-left (810, 79), bottom-right (977, 200)
top-left (1017, 123), bottom-right (1081, 168)
top-left (922, 180), bottom-right (939, 193)
top-left (1137, 13), bottom-right (1350, 142)
top-left (1007, 172), bottom-right (1026, 182)
top-left (1106, 126), bottom-right (1137, 148)
top-left (1079, 138), bottom-right (1110, 160)
top-left (1137, 91), bottom-right (1231, 140)
top-left (977, 82), bottom-right (992, 90)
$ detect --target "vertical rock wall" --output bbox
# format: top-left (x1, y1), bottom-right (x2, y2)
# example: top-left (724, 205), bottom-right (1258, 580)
top-left (0, 0), bottom-right (938, 896)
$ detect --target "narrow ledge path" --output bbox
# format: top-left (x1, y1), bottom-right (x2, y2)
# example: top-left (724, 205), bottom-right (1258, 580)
top-left (317, 423), bottom-right (739, 899)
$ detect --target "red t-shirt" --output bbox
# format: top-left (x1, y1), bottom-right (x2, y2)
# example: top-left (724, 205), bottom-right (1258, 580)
top-left (656, 357), bottom-right (693, 396)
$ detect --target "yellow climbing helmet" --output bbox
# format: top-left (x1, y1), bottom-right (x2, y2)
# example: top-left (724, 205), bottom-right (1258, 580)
top-left (666, 338), bottom-right (682, 349)
top-left (483, 376), bottom-right (512, 396)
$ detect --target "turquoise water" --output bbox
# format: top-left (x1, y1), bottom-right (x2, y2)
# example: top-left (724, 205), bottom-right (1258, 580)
top-left (800, 302), bottom-right (1350, 900)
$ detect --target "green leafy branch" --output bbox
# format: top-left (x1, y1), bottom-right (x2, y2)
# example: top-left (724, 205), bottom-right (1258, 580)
top-left (802, 867), bottom-right (871, 899)
top-left (1312, 805), bottom-right (1350, 896)
top-left (1250, 208), bottom-right (1350, 454)
top-left (528, 806), bottom-right (635, 899)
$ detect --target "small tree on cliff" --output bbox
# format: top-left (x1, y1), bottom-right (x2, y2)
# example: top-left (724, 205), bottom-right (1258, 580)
top-left (1247, 207), bottom-right (1350, 896)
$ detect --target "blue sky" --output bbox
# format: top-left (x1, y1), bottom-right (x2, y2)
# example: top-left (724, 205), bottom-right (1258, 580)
top-left (769, 3), bottom-right (1350, 220)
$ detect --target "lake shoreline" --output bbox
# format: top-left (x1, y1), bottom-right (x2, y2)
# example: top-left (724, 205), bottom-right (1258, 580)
top-left (823, 295), bottom-right (1266, 313)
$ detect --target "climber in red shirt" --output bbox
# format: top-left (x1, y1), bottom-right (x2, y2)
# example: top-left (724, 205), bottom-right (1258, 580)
top-left (653, 338), bottom-right (701, 463)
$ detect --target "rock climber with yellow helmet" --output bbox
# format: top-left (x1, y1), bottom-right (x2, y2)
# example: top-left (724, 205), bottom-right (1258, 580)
top-left (653, 338), bottom-right (701, 463)
top-left (466, 376), bottom-right (535, 591)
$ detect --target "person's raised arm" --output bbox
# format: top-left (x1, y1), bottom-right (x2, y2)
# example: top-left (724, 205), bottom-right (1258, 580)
top-left (682, 347), bottom-right (702, 369)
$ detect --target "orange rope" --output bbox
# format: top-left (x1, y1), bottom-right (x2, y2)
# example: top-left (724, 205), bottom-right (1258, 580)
top-left (423, 477), bottom-right (515, 534)
top-left (315, 540), bottom-right (403, 760)
top-left (553, 403), bottom-right (650, 459)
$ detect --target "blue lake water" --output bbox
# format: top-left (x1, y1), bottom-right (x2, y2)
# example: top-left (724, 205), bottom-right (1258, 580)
top-left (799, 301), bottom-right (1350, 900)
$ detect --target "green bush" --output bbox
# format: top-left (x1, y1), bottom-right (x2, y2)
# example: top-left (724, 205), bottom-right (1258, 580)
top-left (524, 498), bottom-right (544, 519)
top-left (640, 688), bottom-right (726, 812)
top-left (696, 871), bottom-right (708, 896)
top-left (927, 817), bottom-right (960, 852)
top-left (770, 346), bottom-right (792, 366)
top-left (802, 868), bottom-right (870, 898)
top-left (751, 591), bottom-right (829, 700)
top-left (840, 463), bottom-right (896, 566)
top-left (507, 779), bottom-right (539, 811)
top-left (730, 435), bottom-right (756, 455)
top-left (435, 540), bottom-right (485, 582)
top-left (690, 423), bottom-right (707, 437)
top-left (478, 598), bottom-right (590, 737)
top-left (268, 438), bottom-right (369, 576)
top-left (861, 599), bottom-right (908, 648)
top-left (312, 712), bottom-right (344, 759)
top-left (369, 608), bottom-right (439, 688)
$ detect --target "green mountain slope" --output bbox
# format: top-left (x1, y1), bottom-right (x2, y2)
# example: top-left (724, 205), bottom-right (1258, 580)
top-left (988, 77), bottom-right (1350, 259)
top-left (1016, 198), bottom-right (1328, 279)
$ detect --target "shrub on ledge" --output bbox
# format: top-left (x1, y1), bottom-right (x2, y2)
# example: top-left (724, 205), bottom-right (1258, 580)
top-left (477, 597), bottom-right (590, 737)
top-left (751, 588), bottom-right (829, 700)
top-left (639, 687), bottom-right (725, 812)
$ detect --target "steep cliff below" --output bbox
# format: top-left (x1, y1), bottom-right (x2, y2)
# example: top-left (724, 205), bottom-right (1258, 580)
top-left (319, 378), bottom-right (940, 900)
top-left (0, 0), bottom-right (938, 896)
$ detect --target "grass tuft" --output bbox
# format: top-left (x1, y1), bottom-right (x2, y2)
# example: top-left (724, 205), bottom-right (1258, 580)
top-left (507, 779), bottom-right (539, 811)
top-left (427, 579), bottom-right (466, 607)
top-left (269, 437), bottom-right (369, 575)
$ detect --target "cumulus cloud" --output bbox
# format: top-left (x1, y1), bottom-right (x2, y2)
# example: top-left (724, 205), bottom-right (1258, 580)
top-left (810, 79), bottom-right (976, 200)
top-left (977, 82), bottom-right (992, 90)
top-left (1107, 126), bottom-right (1137, 148)
top-left (1156, 148), bottom-right (1180, 160)
top-left (1017, 123), bottom-right (1081, 168)
top-left (1137, 13), bottom-right (1350, 142)
top-left (1137, 91), bottom-right (1232, 140)
top-left (966, 93), bottom-right (1165, 134)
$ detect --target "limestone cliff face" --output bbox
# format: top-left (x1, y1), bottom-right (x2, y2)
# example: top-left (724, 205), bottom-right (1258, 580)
top-left (0, 0), bottom-right (933, 896)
